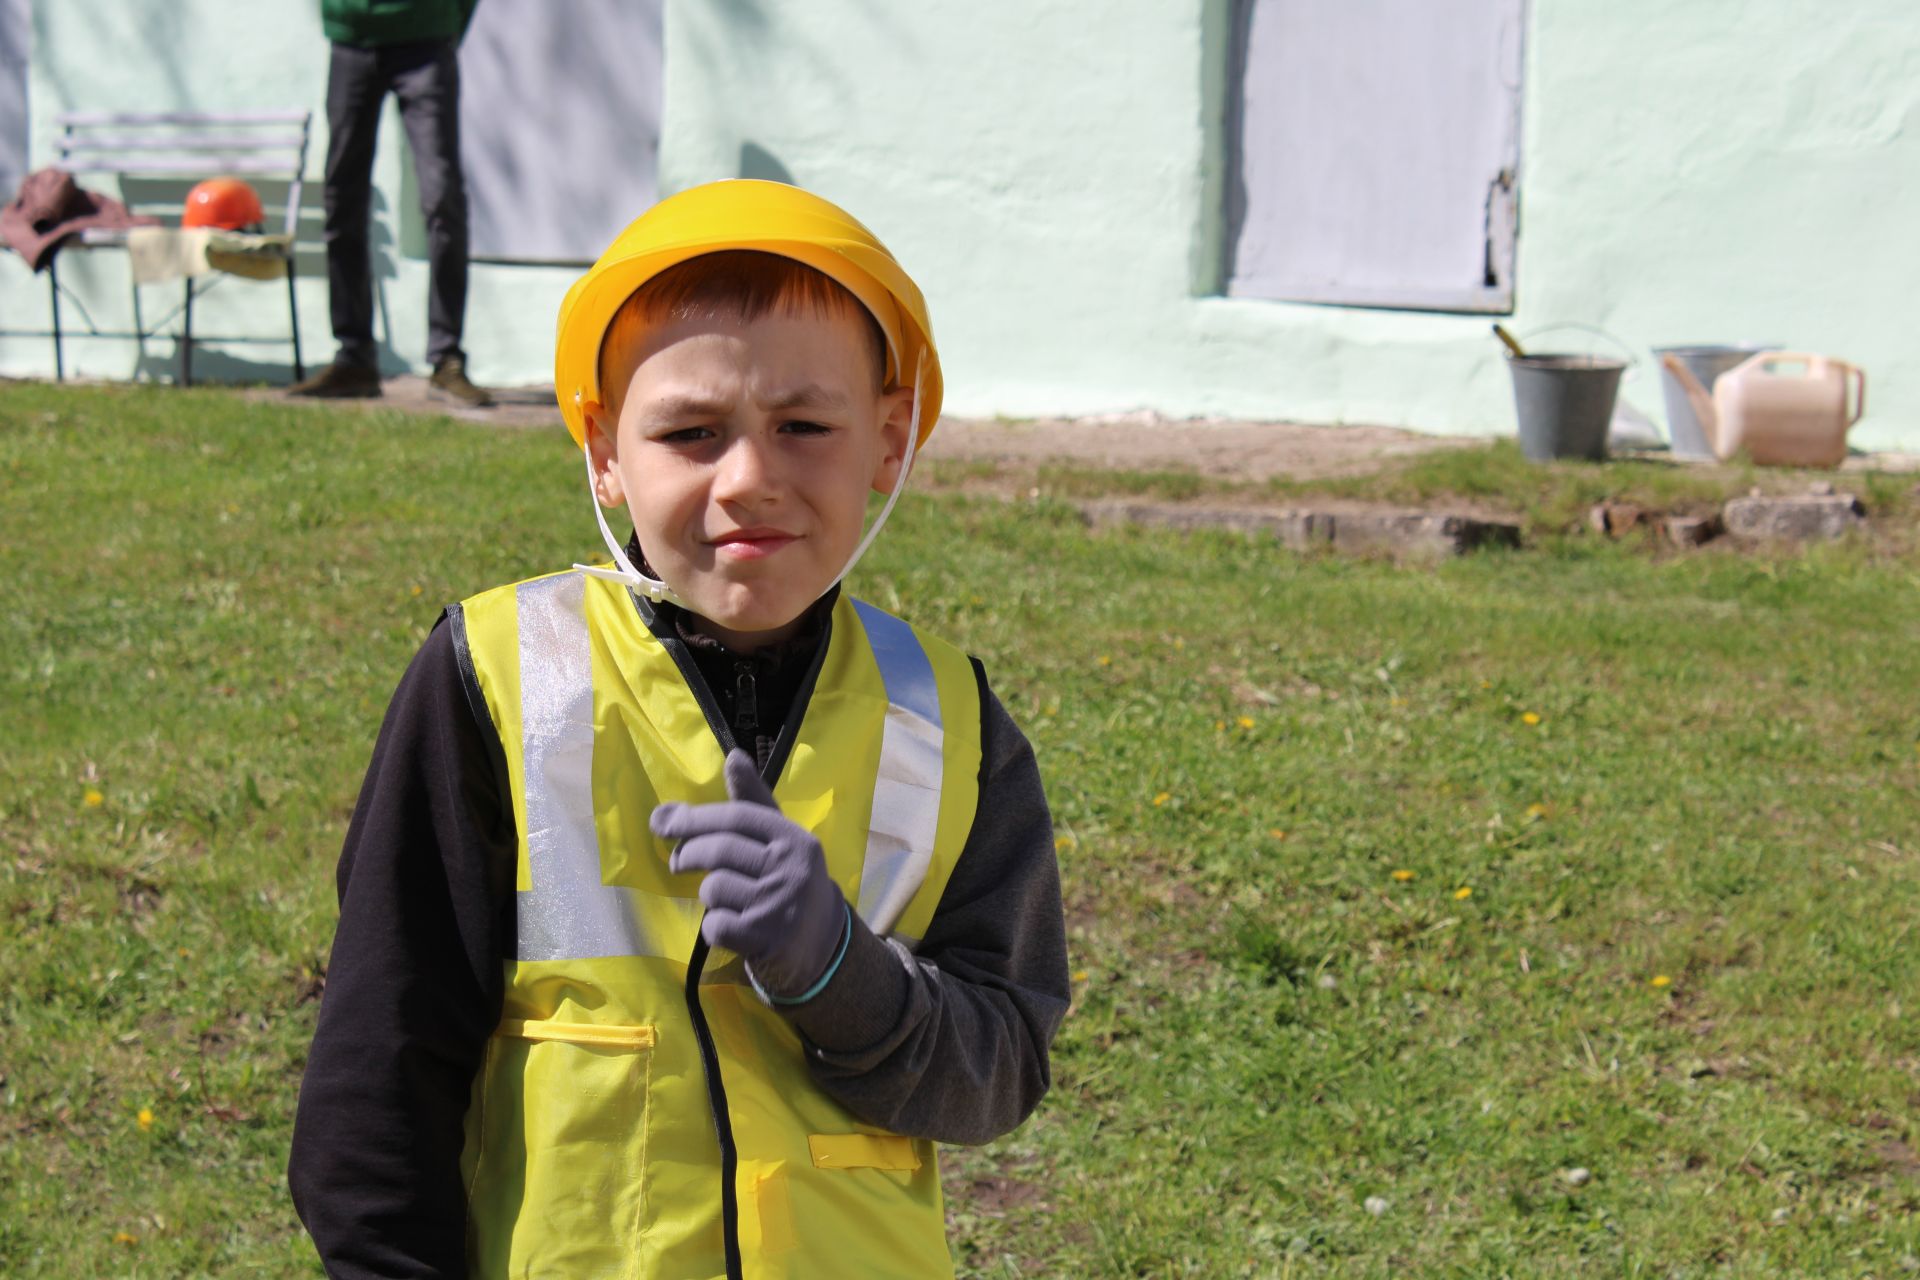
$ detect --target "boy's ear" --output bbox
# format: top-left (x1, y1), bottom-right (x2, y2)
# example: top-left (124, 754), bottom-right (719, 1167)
top-left (581, 399), bottom-right (626, 508)
top-left (868, 386), bottom-right (918, 494)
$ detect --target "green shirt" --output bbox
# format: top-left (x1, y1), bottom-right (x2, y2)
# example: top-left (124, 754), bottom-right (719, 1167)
top-left (321, 0), bottom-right (477, 47)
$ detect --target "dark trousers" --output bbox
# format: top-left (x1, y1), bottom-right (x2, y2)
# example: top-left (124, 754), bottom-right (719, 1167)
top-left (323, 39), bottom-right (469, 369)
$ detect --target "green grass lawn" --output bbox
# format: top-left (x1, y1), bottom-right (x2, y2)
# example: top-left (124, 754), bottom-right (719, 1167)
top-left (4, 383), bottom-right (1918, 1277)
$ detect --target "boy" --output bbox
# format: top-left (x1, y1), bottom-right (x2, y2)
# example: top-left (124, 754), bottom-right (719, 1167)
top-left (288, 180), bottom-right (1071, 1279)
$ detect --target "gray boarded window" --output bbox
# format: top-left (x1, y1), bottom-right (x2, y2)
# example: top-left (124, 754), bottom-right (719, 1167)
top-left (1226, 0), bottom-right (1525, 313)
top-left (455, 0), bottom-right (663, 264)
top-left (0, 0), bottom-right (27, 204)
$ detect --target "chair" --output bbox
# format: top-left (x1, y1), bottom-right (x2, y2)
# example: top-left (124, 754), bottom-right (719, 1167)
top-left (41, 109), bottom-right (311, 385)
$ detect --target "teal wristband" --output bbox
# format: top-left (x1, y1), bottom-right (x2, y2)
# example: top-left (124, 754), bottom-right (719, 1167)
top-left (767, 902), bottom-right (852, 1007)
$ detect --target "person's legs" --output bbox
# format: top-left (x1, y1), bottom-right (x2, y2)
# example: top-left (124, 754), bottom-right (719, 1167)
top-left (320, 42), bottom-right (387, 372)
top-left (391, 40), bottom-right (469, 369)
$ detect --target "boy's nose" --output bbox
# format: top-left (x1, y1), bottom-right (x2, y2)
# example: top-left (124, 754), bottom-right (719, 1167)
top-left (712, 435), bottom-right (777, 504)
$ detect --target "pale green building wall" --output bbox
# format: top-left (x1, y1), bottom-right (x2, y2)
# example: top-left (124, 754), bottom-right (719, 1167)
top-left (8, 1), bottom-right (1918, 450)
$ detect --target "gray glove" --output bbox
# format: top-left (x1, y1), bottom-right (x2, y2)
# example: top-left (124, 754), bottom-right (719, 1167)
top-left (649, 749), bottom-right (851, 1002)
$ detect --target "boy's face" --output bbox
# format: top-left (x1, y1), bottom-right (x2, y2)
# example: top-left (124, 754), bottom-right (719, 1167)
top-left (584, 306), bottom-right (914, 651)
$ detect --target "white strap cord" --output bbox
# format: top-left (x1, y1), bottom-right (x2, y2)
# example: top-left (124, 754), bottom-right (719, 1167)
top-left (572, 346), bottom-right (929, 610)
top-left (826, 346), bottom-right (928, 596)
top-left (573, 437), bottom-right (686, 605)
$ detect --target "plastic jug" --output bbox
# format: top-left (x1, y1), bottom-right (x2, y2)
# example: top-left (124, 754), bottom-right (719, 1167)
top-left (1659, 351), bottom-right (1865, 468)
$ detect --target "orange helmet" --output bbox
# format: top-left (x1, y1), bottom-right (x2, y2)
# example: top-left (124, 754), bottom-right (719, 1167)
top-left (182, 177), bottom-right (265, 231)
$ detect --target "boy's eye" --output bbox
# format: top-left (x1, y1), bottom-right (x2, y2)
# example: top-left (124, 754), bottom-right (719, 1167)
top-left (658, 426), bottom-right (715, 444)
top-left (780, 420), bottom-right (832, 436)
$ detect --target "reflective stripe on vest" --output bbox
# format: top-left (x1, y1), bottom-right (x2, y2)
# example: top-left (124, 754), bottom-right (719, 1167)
top-left (511, 575), bottom-right (954, 960)
top-left (514, 570), bottom-right (663, 960)
top-left (848, 599), bottom-right (943, 941)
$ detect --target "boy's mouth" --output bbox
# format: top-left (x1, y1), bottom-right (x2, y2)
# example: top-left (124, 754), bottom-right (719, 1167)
top-left (709, 527), bottom-right (798, 560)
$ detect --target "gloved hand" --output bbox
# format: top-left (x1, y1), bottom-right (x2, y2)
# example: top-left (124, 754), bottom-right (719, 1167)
top-left (649, 749), bottom-right (851, 1001)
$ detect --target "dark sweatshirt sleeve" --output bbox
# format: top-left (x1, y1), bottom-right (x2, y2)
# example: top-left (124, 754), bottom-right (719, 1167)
top-left (780, 662), bottom-right (1071, 1145)
top-left (288, 613), bottom-right (514, 1279)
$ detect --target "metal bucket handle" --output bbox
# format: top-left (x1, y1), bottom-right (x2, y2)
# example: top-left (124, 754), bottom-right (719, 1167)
top-left (1516, 322), bottom-right (1639, 369)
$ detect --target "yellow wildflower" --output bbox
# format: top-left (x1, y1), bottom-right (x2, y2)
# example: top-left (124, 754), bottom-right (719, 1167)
top-left (1236, 715), bottom-right (1256, 730)
top-left (1526, 802), bottom-right (1548, 819)
top-left (1454, 886), bottom-right (1474, 900)
top-left (136, 1107), bottom-right (154, 1131)
top-left (1214, 719), bottom-right (1226, 732)
top-left (1152, 792), bottom-right (1171, 807)
top-left (1268, 828), bottom-right (1287, 841)
top-left (409, 584), bottom-right (424, 597)
top-left (83, 788), bottom-right (105, 808)
top-left (1053, 834), bottom-right (1076, 852)
top-left (1071, 970), bottom-right (1090, 983)
top-left (1097, 654), bottom-right (1112, 667)
top-left (113, 1232), bottom-right (139, 1246)
top-left (1649, 974), bottom-right (1672, 988)
top-left (1521, 711), bottom-right (1541, 726)
top-left (1391, 869), bottom-right (1415, 882)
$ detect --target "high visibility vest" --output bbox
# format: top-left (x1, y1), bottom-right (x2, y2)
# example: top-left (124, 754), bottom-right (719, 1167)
top-left (453, 569), bottom-right (983, 1280)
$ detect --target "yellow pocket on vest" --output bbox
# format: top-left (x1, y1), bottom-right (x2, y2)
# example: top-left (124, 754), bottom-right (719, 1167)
top-left (808, 1132), bottom-right (923, 1172)
top-left (466, 1020), bottom-right (656, 1276)
top-left (498, 1017), bottom-right (657, 1050)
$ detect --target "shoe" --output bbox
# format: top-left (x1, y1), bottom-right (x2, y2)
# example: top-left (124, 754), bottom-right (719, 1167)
top-left (429, 356), bottom-right (494, 408)
top-left (287, 361), bottom-right (381, 399)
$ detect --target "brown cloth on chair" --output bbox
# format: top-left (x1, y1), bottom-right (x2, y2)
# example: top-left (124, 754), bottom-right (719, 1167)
top-left (0, 168), bottom-right (159, 272)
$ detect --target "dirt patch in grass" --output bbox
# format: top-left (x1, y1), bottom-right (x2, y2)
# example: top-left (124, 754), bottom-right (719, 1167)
top-left (942, 1157), bottom-right (1076, 1272)
top-left (921, 414), bottom-right (1481, 482)
top-left (115, 877), bottom-right (163, 922)
top-left (948, 1172), bottom-right (1051, 1217)
top-left (258, 383), bottom-right (1482, 480)
top-left (1875, 1136), bottom-right (1920, 1179)
top-left (1060, 844), bottom-right (1214, 943)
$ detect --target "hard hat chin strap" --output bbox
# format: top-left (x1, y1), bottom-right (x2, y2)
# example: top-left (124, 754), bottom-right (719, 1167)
top-left (825, 345), bottom-right (928, 596)
top-left (571, 346), bottom-right (929, 614)
top-left (572, 444), bottom-right (687, 606)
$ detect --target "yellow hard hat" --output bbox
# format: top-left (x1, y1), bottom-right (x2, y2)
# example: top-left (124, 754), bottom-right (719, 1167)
top-left (553, 179), bottom-right (942, 449)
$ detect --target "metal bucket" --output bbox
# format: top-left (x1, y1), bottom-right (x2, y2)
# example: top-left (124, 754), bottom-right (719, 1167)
top-left (1507, 354), bottom-right (1624, 462)
top-left (1654, 344), bottom-right (1781, 460)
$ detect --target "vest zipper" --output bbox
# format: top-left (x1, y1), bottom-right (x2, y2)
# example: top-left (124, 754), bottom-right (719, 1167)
top-left (633, 591), bottom-right (836, 1280)
top-left (735, 663), bottom-right (774, 771)
top-left (685, 935), bottom-right (745, 1280)
top-left (733, 664), bottom-right (759, 738)
top-left (644, 622), bottom-right (748, 1280)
